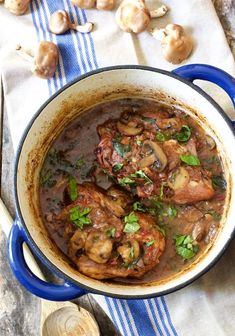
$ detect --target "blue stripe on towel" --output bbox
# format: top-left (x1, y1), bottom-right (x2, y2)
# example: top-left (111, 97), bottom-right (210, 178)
top-left (29, 2), bottom-right (178, 335)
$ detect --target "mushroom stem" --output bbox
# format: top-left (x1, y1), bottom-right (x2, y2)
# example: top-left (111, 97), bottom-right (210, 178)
top-left (70, 22), bottom-right (93, 33)
top-left (150, 5), bottom-right (168, 19)
top-left (15, 44), bottom-right (34, 63)
top-left (151, 28), bottom-right (166, 41)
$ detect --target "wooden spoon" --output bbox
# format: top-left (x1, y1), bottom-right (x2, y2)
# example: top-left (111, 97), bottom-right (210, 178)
top-left (0, 198), bottom-right (100, 336)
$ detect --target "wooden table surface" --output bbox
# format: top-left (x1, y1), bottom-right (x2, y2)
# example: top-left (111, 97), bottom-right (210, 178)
top-left (0, 2), bottom-right (234, 335)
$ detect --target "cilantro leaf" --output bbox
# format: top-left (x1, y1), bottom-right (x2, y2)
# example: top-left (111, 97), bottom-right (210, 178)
top-left (112, 139), bottom-right (131, 158)
top-left (112, 163), bottom-right (124, 173)
top-left (123, 212), bottom-right (140, 233)
top-left (133, 201), bottom-right (146, 212)
top-left (155, 132), bottom-right (169, 142)
top-left (105, 227), bottom-right (116, 238)
top-left (119, 177), bottom-right (136, 186)
top-left (174, 234), bottom-right (198, 260)
top-left (68, 176), bottom-right (78, 201)
top-left (167, 206), bottom-right (178, 218)
top-left (130, 170), bottom-right (152, 185)
top-left (180, 154), bottom-right (200, 166)
top-left (69, 206), bottom-right (92, 229)
top-left (175, 125), bottom-right (191, 142)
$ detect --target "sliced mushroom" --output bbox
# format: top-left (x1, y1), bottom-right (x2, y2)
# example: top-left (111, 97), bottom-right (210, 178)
top-left (16, 41), bottom-right (59, 79)
top-left (5, 0), bottom-right (30, 15)
top-left (117, 240), bottom-right (140, 264)
top-left (49, 10), bottom-right (93, 35)
top-left (168, 166), bottom-right (190, 190)
top-left (152, 23), bottom-right (193, 64)
top-left (149, 4), bottom-right (168, 18)
top-left (139, 140), bottom-right (167, 172)
top-left (117, 120), bottom-right (143, 135)
top-left (68, 230), bottom-right (87, 258)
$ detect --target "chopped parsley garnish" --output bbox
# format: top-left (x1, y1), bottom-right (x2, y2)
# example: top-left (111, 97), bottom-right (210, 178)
top-left (174, 234), bottom-right (199, 260)
top-left (112, 163), bottom-right (124, 173)
top-left (145, 240), bottom-right (155, 247)
top-left (68, 176), bottom-right (78, 201)
top-left (130, 170), bottom-right (152, 185)
top-left (123, 212), bottom-right (140, 233)
top-left (212, 175), bottom-right (226, 190)
top-left (112, 139), bottom-right (131, 158)
top-left (105, 227), bottom-right (116, 238)
top-left (180, 154), bottom-right (200, 166)
top-left (155, 132), bottom-right (169, 142)
top-left (40, 169), bottom-right (56, 188)
top-left (167, 206), bottom-right (178, 218)
top-left (133, 201), bottom-right (147, 212)
top-left (119, 177), bottom-right (136, 186)
top-left (76, 157), bottom-right (85, 169)
top-left (174, 125), bottom-right (191, 142)
top-left (69, 206), bottom-right (92, 229)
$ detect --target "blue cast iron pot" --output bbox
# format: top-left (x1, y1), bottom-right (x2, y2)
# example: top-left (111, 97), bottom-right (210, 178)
top-left (7, 64), bottom-right (235, 301)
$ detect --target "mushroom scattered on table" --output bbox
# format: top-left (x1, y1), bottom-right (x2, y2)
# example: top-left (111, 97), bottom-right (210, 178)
top-left (5, 0), bottom-right (31, 15)
top-left (115, 0), bottom-right (168, 33)
top-left (71, 0), bottom-right (115, 10)
top-left (49, 10), bottom-right (93, 35)
top-left (16, 41), bottom-right (59, 79)
top-left (152, 23), bottom-right (193, 64)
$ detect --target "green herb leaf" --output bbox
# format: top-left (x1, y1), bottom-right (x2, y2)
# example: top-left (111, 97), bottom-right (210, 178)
top-left (175, 125), bottom-right (191, 142)
top-left (69, 206), bottom-right (92, 229)
top-left (145, 240), bottom-right (155, 247)
top-left (112, 163), bottom-right (124, 173)
top-left (133, 201), bottom-right (146, 212)
top-left (112, 139), bottom-right (131, 158)
top-left (174, 234), bottom-right (198, 260)
top-left (130, 170), bottom-right (152, 185)
top-left (167, 206), bottom-right (178, 218)
top-left (141, 116), bottom-right (156, 124)
top-left (212, 175), bottom-right (226, 190)
top-left (156, 225), bottom-right (166, 237)
top-left (40, 169), bottom-right (56, 188)
top-left (68, 176), bottom-right (78, 201)
top-left (136, 139), bottom-right (142, 146)
top-left (180, 154), bottom-right (200, 166)
top-left (123, 212), bottom-right (140, 233)
top-left (119, 177), bottom-right (136, 186)
top-left (105, 227), bottom-right (116, 238)
top-left (156, 132), bottom-right (168, 142)
top-left (76, 157), bottom-right (85, 169)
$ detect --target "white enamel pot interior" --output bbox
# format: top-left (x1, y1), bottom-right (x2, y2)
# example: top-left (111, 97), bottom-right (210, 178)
top-left (15, 66), bottom-right (235, 298)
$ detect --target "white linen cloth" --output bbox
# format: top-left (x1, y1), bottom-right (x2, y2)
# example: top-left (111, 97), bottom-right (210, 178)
top-left (0, 1), bottom-right (234, 335)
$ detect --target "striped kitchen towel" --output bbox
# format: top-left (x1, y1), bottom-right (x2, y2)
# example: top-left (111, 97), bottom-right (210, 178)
top-left (0, 0), bottom-right (235, 335)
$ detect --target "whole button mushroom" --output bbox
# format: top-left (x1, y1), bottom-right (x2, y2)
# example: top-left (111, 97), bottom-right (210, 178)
top-left (71, 0), bottom-right (115, 10)
top-left (115, 0), bottom-right (168, 33)
top-left (16, 41), bottom-right (59, 79)
top-left (5, 0), bottom-right (31, 15)
top-left (49, 10), bottom-right (93, 35)
top-left (152, 24), bottom-right (193, 64)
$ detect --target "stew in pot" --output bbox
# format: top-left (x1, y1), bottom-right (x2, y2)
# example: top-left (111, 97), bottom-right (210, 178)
top-left (39, 98), bottom-right (227, 282)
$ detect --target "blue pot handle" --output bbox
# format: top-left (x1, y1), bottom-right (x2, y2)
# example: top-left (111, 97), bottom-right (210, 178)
top-left (173, 64), bottom-right (235, 109)
top-left (8, 221), bottom-right (86, 301)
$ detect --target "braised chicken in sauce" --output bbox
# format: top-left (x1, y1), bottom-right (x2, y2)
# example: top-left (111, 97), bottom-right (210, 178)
top-left (39, 98), bottom-right (227, 282)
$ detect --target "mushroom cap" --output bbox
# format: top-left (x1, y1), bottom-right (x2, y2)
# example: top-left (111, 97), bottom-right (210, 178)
top-left (49, 10), bottom-right (70, 35)
top-left (96, 0), bottom-right (115, 10)
top-left (161, 24), bottom-right (193, 64)
top-left (32, 41), bottom-right (59, 79)
top-left (70, 0), bottom-right (96, 9)
top-left (5, 0), bottom-right (30, 15)
top-left (115, 0), bottom-right (151, 33)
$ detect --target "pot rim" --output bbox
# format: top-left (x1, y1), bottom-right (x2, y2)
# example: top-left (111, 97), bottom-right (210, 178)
top-left (14, 65), bottom-right (235, 298)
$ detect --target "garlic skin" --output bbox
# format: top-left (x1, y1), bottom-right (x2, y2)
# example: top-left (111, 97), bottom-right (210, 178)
top-left (152, 24), bottom-right (193, 64)
top-left (32, 41), bottom-right (59, 79)
top-left (5, 0), bottom-right (31, 15)
top-left (115, 0), bottom-right (151, 33)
